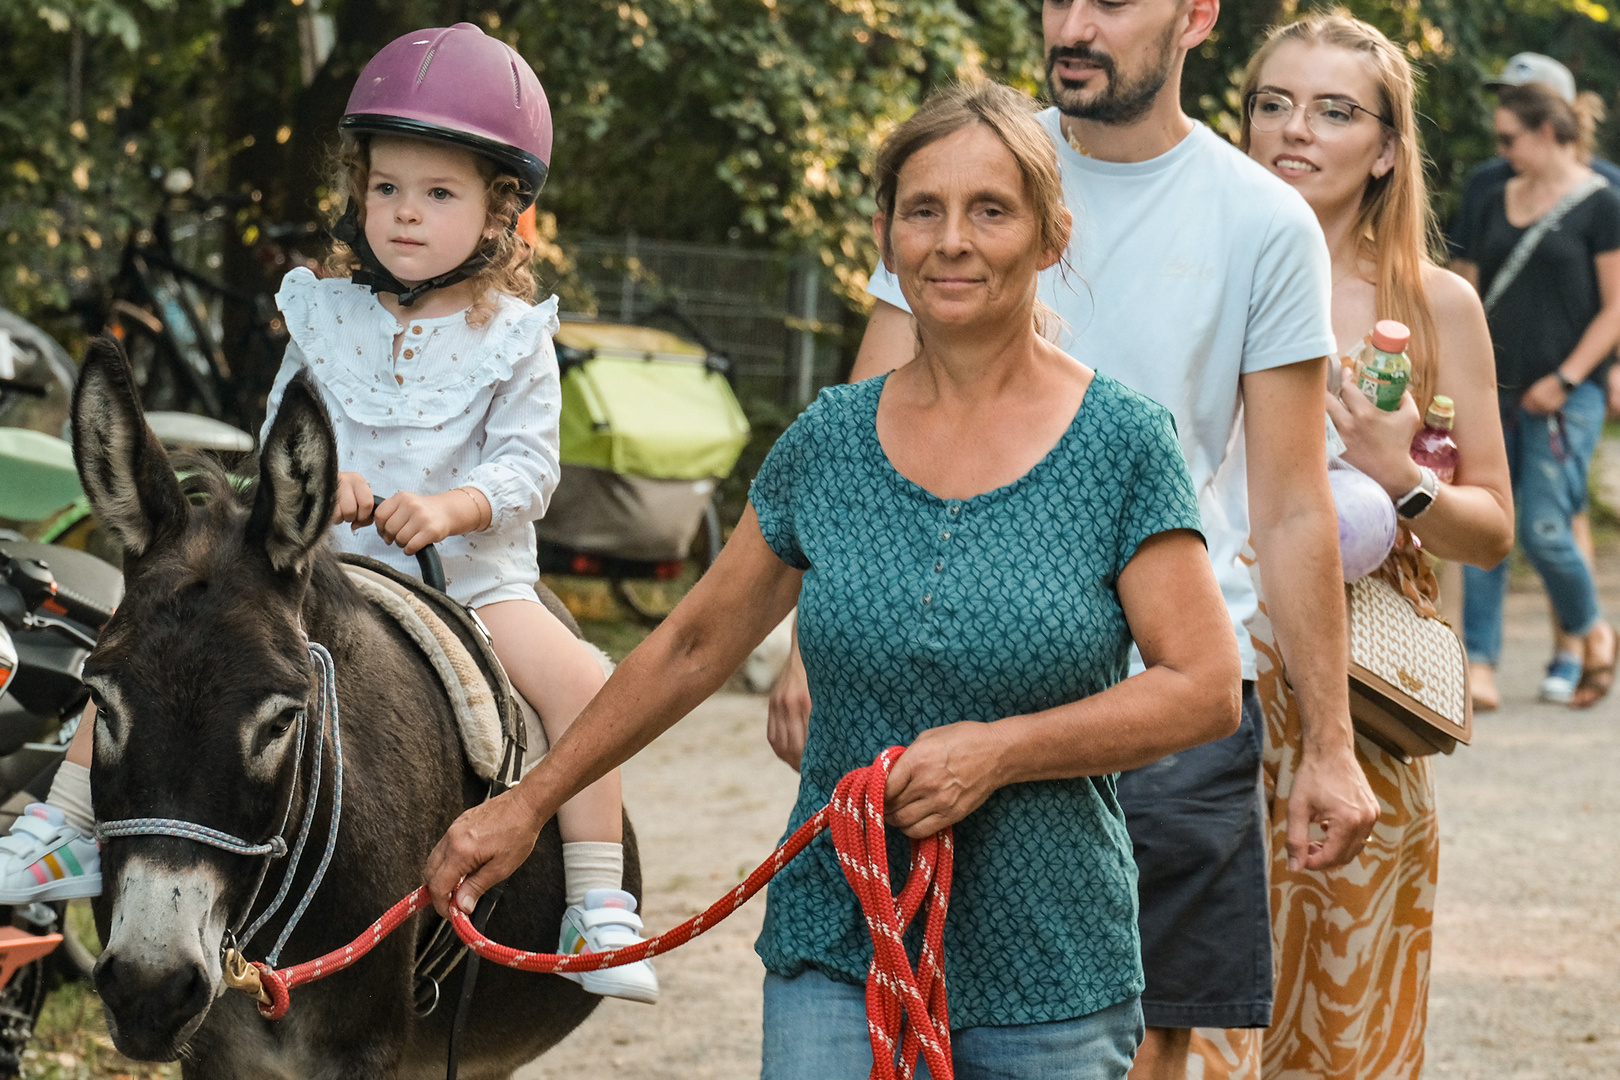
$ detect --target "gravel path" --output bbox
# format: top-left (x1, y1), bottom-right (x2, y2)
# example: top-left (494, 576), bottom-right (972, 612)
top-left (516, 694), bottom-right (795, 1080)
top-left (518, 573), bottom-right (1620, 1079)
top-left (1426, 570), bottom-right (1620, 1078)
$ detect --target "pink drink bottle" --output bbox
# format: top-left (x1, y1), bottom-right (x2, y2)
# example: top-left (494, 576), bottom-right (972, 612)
top-left (1410, 394), bottom-right (1458, 483)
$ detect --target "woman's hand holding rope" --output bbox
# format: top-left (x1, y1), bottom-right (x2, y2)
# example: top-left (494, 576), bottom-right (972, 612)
top-left (423, 719), bottom-right (1003, 917)
top-left (426, 783), bottom-right (547, 916)
top-left (884, 721), bottom-right (1008, 839)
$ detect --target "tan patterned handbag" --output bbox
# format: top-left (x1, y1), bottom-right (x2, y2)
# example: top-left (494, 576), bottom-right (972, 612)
top-left (1346, 571), bottom-right (1472, 762)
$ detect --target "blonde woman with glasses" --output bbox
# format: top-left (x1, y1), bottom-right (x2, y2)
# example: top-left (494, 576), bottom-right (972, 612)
top-left (1190, 11), bottom-right (1513, 1079)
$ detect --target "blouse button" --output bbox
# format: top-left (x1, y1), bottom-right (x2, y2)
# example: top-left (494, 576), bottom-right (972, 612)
top-left (403, 348), bottom-right (414, 359)
top-left (933, 562), bottom-right (943, 573)
top-left (922, 594), bottom-right (932, 605)
top-left (948, 505), bottom-right (960, 516)
top-left (412, 326), bottom-right (423, 335)
top-left (940, 530), bottom-right (951, 540)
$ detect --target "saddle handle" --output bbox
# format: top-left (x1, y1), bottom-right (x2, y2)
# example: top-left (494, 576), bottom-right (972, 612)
top-left (372, 496), bottom-right (448, 594)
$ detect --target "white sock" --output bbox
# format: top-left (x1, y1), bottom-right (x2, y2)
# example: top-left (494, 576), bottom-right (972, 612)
top-left (47, 761), bottom-right (95, 836)
top-left (562, 842), bottom-right (623, 907)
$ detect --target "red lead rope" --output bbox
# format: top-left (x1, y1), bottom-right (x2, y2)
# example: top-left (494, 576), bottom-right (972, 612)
top-left (240, 748), bottom-right (955, 1080)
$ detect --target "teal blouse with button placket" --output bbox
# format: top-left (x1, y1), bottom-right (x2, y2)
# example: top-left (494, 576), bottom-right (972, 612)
top-left (749, 372), bottom-right (1203, 1029)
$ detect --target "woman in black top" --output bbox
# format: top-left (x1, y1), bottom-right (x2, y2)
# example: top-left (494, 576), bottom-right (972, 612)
top-left (1455, 80), bottom-right (1620, 708)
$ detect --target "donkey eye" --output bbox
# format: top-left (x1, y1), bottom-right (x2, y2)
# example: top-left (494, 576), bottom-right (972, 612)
top-left (270, 708), bottom-right (301, 736)
top-left (253, 707), bottom-right (301, 758)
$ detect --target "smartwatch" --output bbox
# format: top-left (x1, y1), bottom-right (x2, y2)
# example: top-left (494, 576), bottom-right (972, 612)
top-left (1395, 465), bottom-right (1440, 519)
top-left (1556, 371), bottom-right (1579, 395)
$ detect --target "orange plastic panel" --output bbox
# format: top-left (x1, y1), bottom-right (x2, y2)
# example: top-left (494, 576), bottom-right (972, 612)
top-left (0, 927), bottom-right (61, 990)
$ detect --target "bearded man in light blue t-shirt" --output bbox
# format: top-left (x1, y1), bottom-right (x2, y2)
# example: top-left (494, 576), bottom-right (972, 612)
top-left (767, 1), bottom-right (1380, 1077)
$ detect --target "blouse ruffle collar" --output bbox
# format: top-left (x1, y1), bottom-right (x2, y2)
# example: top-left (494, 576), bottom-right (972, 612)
top-left (275, 266), bottom-right (558, 427)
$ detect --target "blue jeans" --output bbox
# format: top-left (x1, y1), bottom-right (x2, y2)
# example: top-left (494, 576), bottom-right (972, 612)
top-left (760, 970), bottom-right (1144, 1079)
top-left (1464, 380), bottom-right (1606, 664)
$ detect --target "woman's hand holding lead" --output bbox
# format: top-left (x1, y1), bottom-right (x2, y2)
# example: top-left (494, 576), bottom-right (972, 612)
top-left (424, 786), bottom-right (546, 918)
top-left (1325, 366), bottom-right (1422, 497)
top-left (885, 722), bottom-right (1008, 838)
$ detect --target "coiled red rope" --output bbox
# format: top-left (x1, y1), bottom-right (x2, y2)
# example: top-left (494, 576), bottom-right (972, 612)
top-left (236, 747), bottom-right (955, 1080)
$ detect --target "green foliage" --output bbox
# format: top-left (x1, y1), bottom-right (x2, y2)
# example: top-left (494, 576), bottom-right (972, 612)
top-left (6, 0), bottom-right (1620, 337)
top-left (0, 1), bottom-right (241, 320)
top-left (0, 0), bottom-right (1038, 326)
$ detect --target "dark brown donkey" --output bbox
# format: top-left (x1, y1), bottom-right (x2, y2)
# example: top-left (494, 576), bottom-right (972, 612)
top-left (72, 338), bottom-right (635, 1078)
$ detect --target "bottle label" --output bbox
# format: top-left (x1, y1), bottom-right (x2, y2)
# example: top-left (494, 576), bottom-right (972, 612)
top-left (1357, 365), bottom-right (1408, 411)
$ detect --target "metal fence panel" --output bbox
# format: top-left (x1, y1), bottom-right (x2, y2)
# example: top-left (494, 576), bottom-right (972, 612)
top-left (549, 234), bottom-right (846, 405)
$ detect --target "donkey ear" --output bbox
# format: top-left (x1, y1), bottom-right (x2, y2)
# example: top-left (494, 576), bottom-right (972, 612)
top-left (248, 374), bottom-right (337, 575)
top-left (71, 336), bottom-right (187, 560)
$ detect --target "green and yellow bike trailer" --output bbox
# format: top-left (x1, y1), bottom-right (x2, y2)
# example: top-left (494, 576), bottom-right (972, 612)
top-left (537, 322), bottom-right (750, 573)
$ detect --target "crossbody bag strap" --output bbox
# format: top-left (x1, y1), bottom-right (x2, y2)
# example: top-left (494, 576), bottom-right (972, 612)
top-left (1484, 173), bottom-right (1609, 314)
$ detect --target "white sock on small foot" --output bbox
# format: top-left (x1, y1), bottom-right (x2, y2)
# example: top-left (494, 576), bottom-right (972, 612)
top-left (47, 762), bottom-right (95, 836)
top-left (562, 841), bottom-right (623, 907)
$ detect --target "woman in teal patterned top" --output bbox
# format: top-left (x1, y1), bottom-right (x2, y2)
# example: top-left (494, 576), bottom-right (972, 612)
top-left (426, 82), bottom-right (1242, 1079)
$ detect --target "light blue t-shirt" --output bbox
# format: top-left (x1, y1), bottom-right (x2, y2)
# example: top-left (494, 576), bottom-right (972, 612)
top-left (870, 116), bottom-right (1335, 678)
top-left (749, 373), bottom-right (1204, 1028)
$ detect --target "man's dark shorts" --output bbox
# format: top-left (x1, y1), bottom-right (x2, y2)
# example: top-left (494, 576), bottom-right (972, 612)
top-left (1116, 680), bottom-right (1271, 1029)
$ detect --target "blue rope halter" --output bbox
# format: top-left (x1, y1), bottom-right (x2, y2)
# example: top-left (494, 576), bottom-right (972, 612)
top-left (94, 640), bottom-right (345, 967)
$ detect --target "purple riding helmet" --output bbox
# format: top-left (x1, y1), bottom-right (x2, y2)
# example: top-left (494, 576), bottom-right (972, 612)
top-left (333, 23), bottom-right (553, 304)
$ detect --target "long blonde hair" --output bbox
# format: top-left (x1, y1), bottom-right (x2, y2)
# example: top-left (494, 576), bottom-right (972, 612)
top-left (322, 134), bottom-right (537, 327)
top-left (1240, 10), bottom-right (1441, 409)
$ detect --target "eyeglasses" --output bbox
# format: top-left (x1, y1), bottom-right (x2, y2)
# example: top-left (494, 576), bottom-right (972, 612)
top-left (1246, 91), bottom-right (1392, 136)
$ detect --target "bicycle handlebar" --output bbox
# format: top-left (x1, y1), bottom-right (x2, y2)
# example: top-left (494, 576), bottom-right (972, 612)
top-left (372, 496), bottom-right (447, 593)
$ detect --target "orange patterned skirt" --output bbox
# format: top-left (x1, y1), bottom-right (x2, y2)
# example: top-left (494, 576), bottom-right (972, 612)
top-left (1187, 601), bottom-right (1438, 1080)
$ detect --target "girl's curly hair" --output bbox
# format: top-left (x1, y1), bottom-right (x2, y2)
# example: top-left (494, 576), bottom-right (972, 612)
top-left (321, 133), bottom-right (537, 326)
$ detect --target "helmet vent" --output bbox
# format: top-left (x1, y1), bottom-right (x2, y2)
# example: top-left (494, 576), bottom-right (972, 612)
top-left (416, 46), bottom-right (437, 84)
top-left (510, 60), bottom-right (522, 107)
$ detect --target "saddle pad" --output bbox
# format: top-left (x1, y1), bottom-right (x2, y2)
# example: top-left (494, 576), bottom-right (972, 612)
top-left (344, 565), bottom-right (520, 780)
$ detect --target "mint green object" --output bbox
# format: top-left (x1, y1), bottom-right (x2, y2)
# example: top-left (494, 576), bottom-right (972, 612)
top-left (37, 498), bottom-right (93, 544)
top-left (553, 323), bottom-right (751, 481)
top-left (0, 428), bottom-right (82, 522)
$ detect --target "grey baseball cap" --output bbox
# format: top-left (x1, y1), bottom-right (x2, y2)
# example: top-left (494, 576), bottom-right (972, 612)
top-left (1486, 52), bottom-right (1577, 103)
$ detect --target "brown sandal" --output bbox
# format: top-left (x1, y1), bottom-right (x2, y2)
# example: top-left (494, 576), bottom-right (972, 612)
top-left (1571, 623), bottom-right (1619, 710)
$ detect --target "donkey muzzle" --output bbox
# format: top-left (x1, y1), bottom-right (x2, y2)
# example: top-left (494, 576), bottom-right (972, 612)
top-left (95, 856), bottom-right (227, 1060)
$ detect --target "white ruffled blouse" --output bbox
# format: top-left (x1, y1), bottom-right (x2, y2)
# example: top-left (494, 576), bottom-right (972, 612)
top-left (263, 267), bottom-right (561, 607)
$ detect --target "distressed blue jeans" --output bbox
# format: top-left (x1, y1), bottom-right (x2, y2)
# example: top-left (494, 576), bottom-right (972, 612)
top-left (760, 969), bottom-right (1144, 1079)
top-left (1464, 380), bottom-right (1606, 664)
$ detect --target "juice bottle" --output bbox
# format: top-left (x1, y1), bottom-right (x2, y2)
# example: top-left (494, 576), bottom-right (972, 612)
top-left (1410, 394), bottom-right (1459, 483)
top-left (1351, 320), bottom-right (1412, 411)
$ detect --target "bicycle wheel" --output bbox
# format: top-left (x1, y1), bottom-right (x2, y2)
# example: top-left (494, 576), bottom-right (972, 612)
top-left (612, 501), bottom-right (722, 627)
top-left (0, 958), bottom-right (46, 1079)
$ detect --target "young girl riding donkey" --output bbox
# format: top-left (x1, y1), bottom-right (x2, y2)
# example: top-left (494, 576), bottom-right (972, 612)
top-left (0, 22), bottom-right (656, 1005)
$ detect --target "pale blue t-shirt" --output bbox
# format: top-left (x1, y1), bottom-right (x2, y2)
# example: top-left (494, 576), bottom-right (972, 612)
top-left (869, 117), bottom-right (1334, 678)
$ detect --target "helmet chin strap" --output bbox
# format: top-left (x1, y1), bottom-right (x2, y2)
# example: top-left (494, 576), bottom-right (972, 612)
top-left (330, 203), bottom-right (493, 308)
